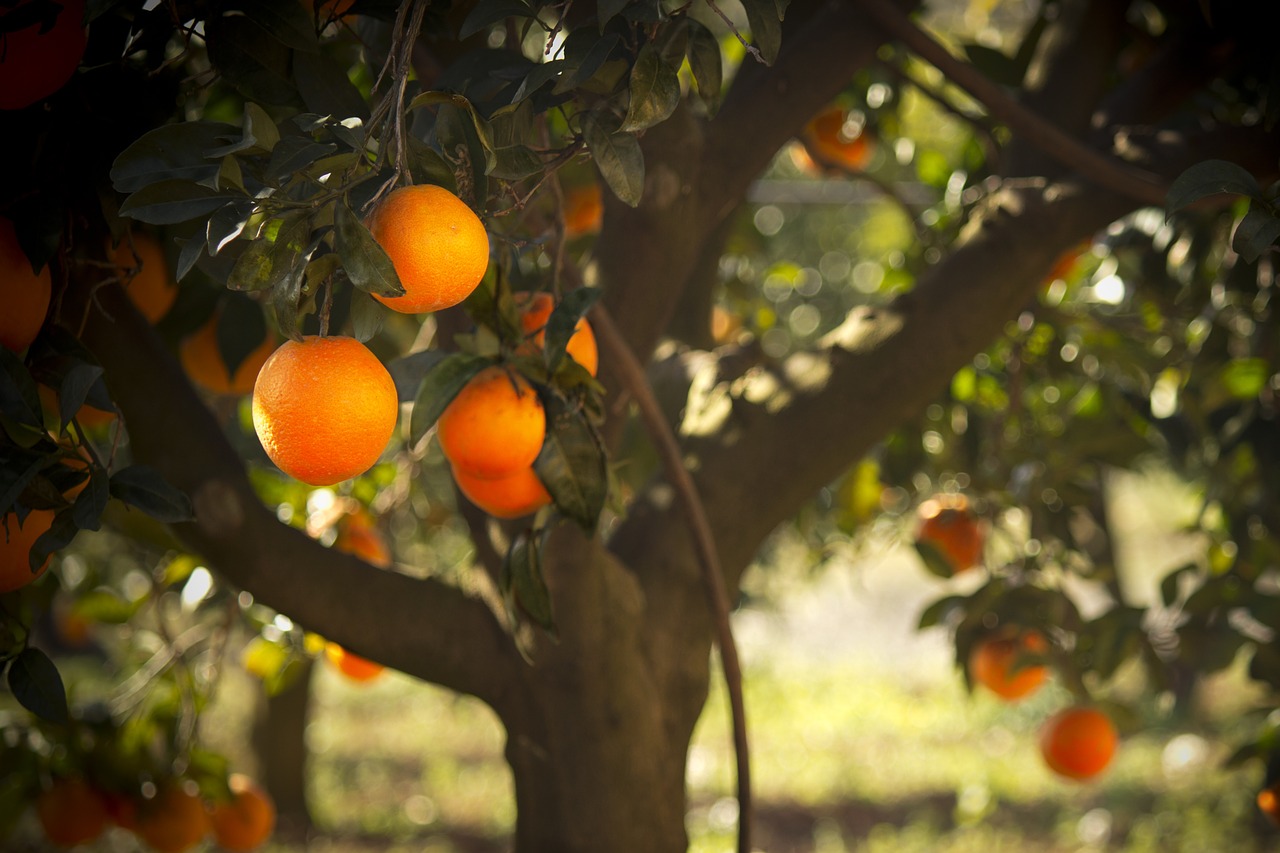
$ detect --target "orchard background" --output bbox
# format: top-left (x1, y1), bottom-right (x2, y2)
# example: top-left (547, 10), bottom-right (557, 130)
top-left (2, 0), bottom-right (1280, 851)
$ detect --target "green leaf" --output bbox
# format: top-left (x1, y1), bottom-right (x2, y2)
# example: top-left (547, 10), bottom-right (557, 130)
top-left (205, 11), bottom-right (299, 106)
top-left (74, 588), bottom-right (142, 624)
top-left (459, 0), bottom-right (535, 39)
top-left (233, 0), bottom-right (318, 53)
top-left (293, 50), bottom-right (370, 122)
top-left (334, 201), bottom-right (405, 298)
top-left (7, 647), bottom-right (68, 724)
top-left (534, 395), bottom-right (607, 532)
top-left (598, 0), bottom-right (630, 27)
top-left (71, 470), bottom-right (110, 532)
top-left (109, 465), bottom-right (194, 523)
top-left (118, 181), bottom-right (236, 226)
top-left (739, 0), bottom-right (783, 65)
top-left (582, 111), bottom-right (644, 206)
top-left (227, 212), bottom-right (312, 292)
top-left (544, 288), bottom-right (600, 373)
top-left (1219, 358), bottom-right (1270, 399)
top-left (55, 362), bottom-right (104, 432)
top-left (0, 449), bottom-right (48, 519)
top-left (0, 347), bottom-right (42, 430)
top-left (1232, 205), bottom-right (1280, 262)
top-left (504, 529), bottom-right (556, 633)
top-left (388, 349), bottom-right (451, 403)
top-left (435, 101), bottom-right (492, 204)
top-left (1166, 159), bottom-right (1263, 214)
top-left (208, 102), bottom-right (281, 156)
top-left (349, 291), bottom-right (388, 344)
top-left (409, 354), bottom-right (492, 447)
top-left (491, 145), bottom-right (546, 181)
top-left (217, 295), bottom-right (270, 378)
top-left (917, 594), bottom-right (963, 629)
top-left (110, 121), bottom-right (235, 193)
top-left (621, 43), bottom-right (681, 132)
top-left (555, 31), bottom-right (621, 94)
top-left (685, 18), bottom-right (722, 113)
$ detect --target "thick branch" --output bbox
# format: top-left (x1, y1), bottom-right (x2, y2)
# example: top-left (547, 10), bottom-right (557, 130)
top-left (858, 0), bottom-right (1167, 205)
top-left (71, 280), bottom-right (523, 714)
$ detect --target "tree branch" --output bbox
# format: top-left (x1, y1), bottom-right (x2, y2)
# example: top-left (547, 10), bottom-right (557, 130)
top-left (70, 277), bottom-right (524, 715)
top-left (857, 0), bottom-right (1168, 205)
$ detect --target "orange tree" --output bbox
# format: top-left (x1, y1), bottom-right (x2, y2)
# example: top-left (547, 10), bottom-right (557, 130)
top-left (2, 0), bottom-right (1280, 851)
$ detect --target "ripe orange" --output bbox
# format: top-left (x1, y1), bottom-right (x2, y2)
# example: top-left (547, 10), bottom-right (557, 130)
top-left (0, 216), bottom-right (52, 351)
top-left (1039, 706), bottom-right (1118, 781)
top-left (0, 0), bottom-right (88, 111)
top-left (0, 509), bottom-right (55, 593)
top-left (333, 508), bottom-right (392, 567)
top-left (366, 184), bottom-right (490, 314)
top-left (209, 774), bottom-right (276, 852)
top-left (180, 314), bottom-right (277, 396)
top-left (451, 462), bottom-right (552, 519)
top-left (112, 233), bottom-right (177, 323)
top-left (969, 629), bottom-right (1050, 701)
top-left (515, 291), bottom-right (599, 376)
top-left (324, 641), bottom-right (384, 682)
top-left (36, 776), bottom-right (109, 847)
top-left (562, 183), bottom-right (603, 238)
top-left (135, 780), bottom-right (210, 853)
top-left (916, 493), bottom-right (985, 574)
top-left (437, 366), bottom-right (546, 479)
top-left (802, 107), bottom-right (875, 172)
top-left (1259, 782), bottom-right (1280, 827)
top-left (251, 335), bottom-right (399, 486)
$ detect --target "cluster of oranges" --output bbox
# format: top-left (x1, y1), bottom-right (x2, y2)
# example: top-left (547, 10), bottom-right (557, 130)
top-left (968, 626), bottom-right (1119, 781)
top-left (33, 773), bottom-right (275, 852)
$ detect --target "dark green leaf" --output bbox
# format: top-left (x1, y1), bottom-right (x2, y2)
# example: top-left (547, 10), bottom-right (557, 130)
top-left (598, 0), bottom-right (629, 27)
top-left (118, 181), bottom-right (236, 226)
top-left (0, 347), bottom-right (42, 430)
top-left (28, 506), bottom-right (77, 570)
top-left (7, 647), bottom-right (67, 724)
top-left (294, 51), bottom-right (370, 122)
top-left (534, 396), bottom-right (607, 532)
top-left (685, 19), bottom-right (722, 113)
top-left (621, 44), bottom-right (680, 132)
top-left (0, 448), bottom-right (47, 519)
top-left (739, 0), bottom-right (783, 65)
top-left (206, 11), bottom-right (299, 106)
top-left (72, 469), bottom-right (110, 532)
top-left (491, 145), bottom-right (546, 181)
top-left (208, 102), bottom-right (281, 157)
top-left (504, 530), bottom-right (556, 632)
top-left (234, 0), bottom-right (318, 53)
top-left (962, 43), bottom-right (1022, 86)
top-left (388, 349), bottom-right (450, 403)
top-left (582, 111), bottom-right (644, 206)
top-left (409, 354), bottom-right (492, 446)
top-left (109, 465), bottom-right (194, 523)
top-left (1166, 159), bottom-right (1263, 214)
top-left (177, 233), bottom-right (208, 280)
top-left (334, 201), bottom-right (404, 298)
top-left (207, 200), bottom-right (256, 255)
top-left (436, 101), bottom-right (491, 205)
top-left (227, 212), bottom-right (312, 292)
top-left (54, 362), bottom-right (103, 433)
top-left (459, 0), bottom-right (535, 39)
top-left (1232, 205), bottom-right (1280, 262)
top-left (110, 121), bottom-right (235, 193)
top-left (511, 60), bottom-right (567, 105)
top-left (917, 594), bottom-right (963, 629)
top-left (555, 31), bottom-right (621, 94)
top-left (217, 295), bottom-right (270, 378)
top-left (544, 288), bottom-right (601, 373)
top-left (349, 291), bottom-right (388, 343)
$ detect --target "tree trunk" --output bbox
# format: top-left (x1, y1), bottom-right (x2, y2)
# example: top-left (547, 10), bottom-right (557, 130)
top-left (251, 661), bottom-right (315, 829)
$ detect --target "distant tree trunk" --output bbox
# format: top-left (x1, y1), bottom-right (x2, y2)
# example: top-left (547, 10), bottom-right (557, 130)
top-left (250, 661), bottom-right (315, 830)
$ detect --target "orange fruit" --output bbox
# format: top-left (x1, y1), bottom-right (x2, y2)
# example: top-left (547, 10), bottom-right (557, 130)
top-left (333, 508), bottom-right (392, 567)
top-left (1039, 706), bottom-right (1118, 782)
top-left (209, 774), bottom-right (276, 852)
top-left (0, 0), bottom-right (88, 111)
top-left (0, 509), bottom-right (55, 593)
top-left (562, 183), bottom-right (603, 237)
top-left (135, 780), bottom-right (209, 853)
top-left (324, 641), bottom-right (384, 682)
top-left (102, 790), bottom-right (139, 830)
top-left (251, 335), bottom-right (399, 486)
top-left (711, 305), bottom-right (742, 345)
top-left (1259, 783), bottom-right (1280, 827)
top-left (366, 184), bottom-right (490, 314)
top-left (437, 365), bottom-right (546, 479)
top-left (36, 776), bottom-right (109, 847)
top-left (515, 291), bottom-right (599, 376)
top-left (180, 314), bottom-right (277, 396)
top-left (0, 216), bottom-right (52, 351)
top-left (451, 462), bottom-right (552, 519)
top-left (916, 493), bottom-right (985, 574)
top-left (802, 107), bottom-right (875, 172)
top-left (969, 629), bottom-right (1050, 701)
top-left (112, 233), bottom-right (177, 323)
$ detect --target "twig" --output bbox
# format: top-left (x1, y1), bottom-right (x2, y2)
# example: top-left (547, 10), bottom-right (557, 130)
top-left (703, 0), bottom-right (765, 65)
top-left (859, 0), bottom-right (1167, 205)
top-left (588, 304), bottom-right (753, 853)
